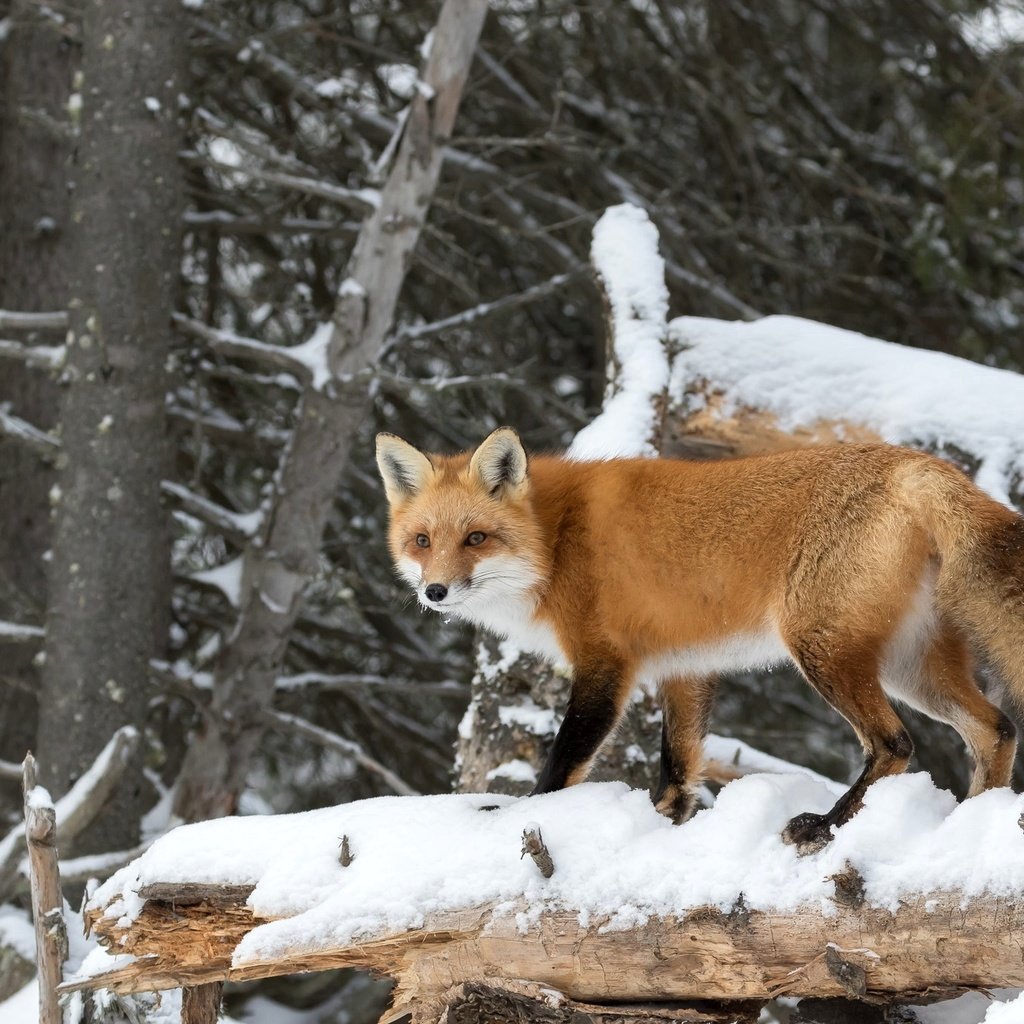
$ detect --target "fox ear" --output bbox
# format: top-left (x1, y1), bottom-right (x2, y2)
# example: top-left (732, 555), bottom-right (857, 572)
top-left (376, 433), bottom-right (434, 504)
top-left (469, 427), bottom-right (528, 498)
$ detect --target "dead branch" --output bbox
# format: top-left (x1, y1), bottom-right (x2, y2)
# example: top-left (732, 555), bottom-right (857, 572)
top-left (0, 339), bottom-right (65, 369)
top-left (23, 755), bottom-right (66, 1024)
top-left (0, 621), bottom-right (46, 644)
top-left (0, 310), bottom-right (68, 331)
top-left (161, 480), bottom-right (260, 546)
top-left (263, 709), bottom-right (420, 797)
top-left (0, 409), bottom-right (60, 457)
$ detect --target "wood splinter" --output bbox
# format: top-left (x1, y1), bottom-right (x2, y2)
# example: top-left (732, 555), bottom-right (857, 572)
top-left (521, 823), bottom-right (554, 878)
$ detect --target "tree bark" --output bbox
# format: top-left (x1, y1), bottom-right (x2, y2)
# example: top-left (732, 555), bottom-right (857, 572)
top-left (38, 0), bottom-right (185, 851)
top-left (0, 0), bottom-right (73, 811)
top-left (172, 0), bottom-right (489, 823)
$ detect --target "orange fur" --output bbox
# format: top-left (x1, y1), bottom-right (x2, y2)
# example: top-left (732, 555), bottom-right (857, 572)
top-left (377, 429), bottom-right (1024, 848)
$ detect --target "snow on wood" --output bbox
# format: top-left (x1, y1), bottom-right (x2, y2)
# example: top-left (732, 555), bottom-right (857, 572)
top-left (668, 315), bottom-right (1024, 506)
top-left (569, 203), bottom-right (671, 460)
top-left (67, 775), bottom-right (1024, 1015)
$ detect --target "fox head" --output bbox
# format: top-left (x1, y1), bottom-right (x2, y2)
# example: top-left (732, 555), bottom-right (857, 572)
top-left (375, 427), bottom-right (548, 617)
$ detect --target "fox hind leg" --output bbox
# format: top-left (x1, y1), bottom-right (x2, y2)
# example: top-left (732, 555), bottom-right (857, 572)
top-left (654, 676), bottom-right (716, 824)
top-left (784, 629), bottom-right (914, 854)
top-left (891, 622), bottom-right (1017, 796)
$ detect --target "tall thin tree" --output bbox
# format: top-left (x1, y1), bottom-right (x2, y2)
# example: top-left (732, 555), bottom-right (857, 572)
top-left (38, 0), bottom-right (186, 850)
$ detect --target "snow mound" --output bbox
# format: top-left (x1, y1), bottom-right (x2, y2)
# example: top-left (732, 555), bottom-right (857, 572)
top-left (85, 773), bottom-right (1024, 972)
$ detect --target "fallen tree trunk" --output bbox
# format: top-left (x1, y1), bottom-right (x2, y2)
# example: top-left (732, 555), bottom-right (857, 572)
top-left (71, 883), bottom-right (1024, 1023)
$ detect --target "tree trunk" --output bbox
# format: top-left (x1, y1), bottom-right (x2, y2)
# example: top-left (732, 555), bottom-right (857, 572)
top-left (0, 0), bottom-right (72, 812)
top-left (38, 0), bottom-right (185, 851)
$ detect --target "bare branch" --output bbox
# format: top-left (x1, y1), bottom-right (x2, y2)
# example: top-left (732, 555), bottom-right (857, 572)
top-left (389, 265), bottom-right (587, 346)
top-left (0, 410), bottom-right (60, 458)
top-left (0, 621), bottom-right (46, 644)
top-left (0, 340), bottom-right (65, 369)
top-left (173, 313), bottom-right (310, 383)
top-left (263, 709), bottom-right (420, 797)
top-left (0, 310), bottom-right (68, 331)
top-left (161, 481), bottom-right (261, 546)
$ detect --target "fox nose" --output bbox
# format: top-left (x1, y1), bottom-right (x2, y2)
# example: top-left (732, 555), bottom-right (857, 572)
top-left (425, 583), bottom-right (448, 603)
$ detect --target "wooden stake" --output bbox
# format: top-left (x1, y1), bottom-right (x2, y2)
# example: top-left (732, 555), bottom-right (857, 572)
top-left (23, 752), bottom-right (67, 1024)
top-left (182, 981), bottom-right (223, 1024)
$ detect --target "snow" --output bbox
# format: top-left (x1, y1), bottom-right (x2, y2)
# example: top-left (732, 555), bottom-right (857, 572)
top-left (287, 320), bottom-right (334, 391)
top-left (569, 204), bottom-right (670, 460)
top-left (981, 992), bottom-right (1024, 1023)
top-left (192, 554), bottom-right (245, 607)
top-left (79, 771), bottom-right (1024, 979)
top-left (0, 904), bottom-right (35, 960)
top-left (0, 980), bottom-right (37, 1024)
top-left (497, 699), bottom-right (559, 736)
top-left (0, 620), bottom-right (44, 641)
top-left (668, 314), bottom-right (1024, 506)
top-left (486, 759), bottom-right (538, 784)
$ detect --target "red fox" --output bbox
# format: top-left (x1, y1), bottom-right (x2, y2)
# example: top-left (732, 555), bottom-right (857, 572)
top-left (376, 427), bottom-right (1023, 852)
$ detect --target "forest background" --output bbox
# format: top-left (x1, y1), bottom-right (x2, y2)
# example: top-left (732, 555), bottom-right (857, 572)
top-left (1, 0), bottom-right (1024, 1021)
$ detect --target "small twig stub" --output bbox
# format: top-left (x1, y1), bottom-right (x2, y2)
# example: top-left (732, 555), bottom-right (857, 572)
top-left (520, 823), bottom-right (554, 878)
top-left (339, 835), bottom-right (352, 867)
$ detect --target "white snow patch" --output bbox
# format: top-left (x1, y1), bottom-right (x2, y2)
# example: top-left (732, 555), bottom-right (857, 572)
top-left (486, 759), bottom-right (538, 785)
top-left (980, 991), bottom-right (1024, 1023)
top-left (704, 734), bottom-right (844, 796)
top-left (315, 78), bottom-right (348, 99)
top-left (144, 96), bottom-right (161, 113)
top-left (570, 204), bottom-right (670, 460)
top-left (191, 555), bottom-right (245, 607)
top-left (497, 699), bottom-right (560, 737)
top-left (0, 904), bottom-right (35, 960)
top-left (669, 314), bottom-right (1024, 506)
top-left (289, 321), bottom-right (334, 391)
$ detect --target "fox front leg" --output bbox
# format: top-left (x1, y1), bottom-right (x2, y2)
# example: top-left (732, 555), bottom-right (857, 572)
top-left (531, 662), bottom-right (629, 795)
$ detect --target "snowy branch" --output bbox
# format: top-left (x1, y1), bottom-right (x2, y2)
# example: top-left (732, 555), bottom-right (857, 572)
top-left (0, 310), bottom-right (67, 331)
top-left (0, 620), bottom-right (46, 644)
top-left (0, 409), bottom-right (60, 458)
top-left (263, 709), bottom-right (420, 797)
top-left (161, 480), bottom-right (261, 546)
top-left (0, 339), bottom-right (65, 369)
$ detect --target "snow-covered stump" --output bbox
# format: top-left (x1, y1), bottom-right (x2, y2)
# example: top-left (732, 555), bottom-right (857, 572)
top-left (456, 204), bottom-right (675, 798)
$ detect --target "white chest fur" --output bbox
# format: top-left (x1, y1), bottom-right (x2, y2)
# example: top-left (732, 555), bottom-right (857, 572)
top-left (456, 591), bottom-right (566, 665)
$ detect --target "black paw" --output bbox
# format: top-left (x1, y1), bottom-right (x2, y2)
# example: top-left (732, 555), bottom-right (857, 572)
top-left (782, 811), bottom-right (834, 855)
top-left (653, 784), bottom-right (697, 826)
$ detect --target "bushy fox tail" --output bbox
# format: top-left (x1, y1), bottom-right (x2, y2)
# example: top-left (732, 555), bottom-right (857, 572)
top-left (901, 458), bottom-right (1024, 703)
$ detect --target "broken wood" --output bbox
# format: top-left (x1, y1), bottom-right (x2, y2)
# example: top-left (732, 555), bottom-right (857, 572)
top-left (71, 886), bottom-right (1024, 1024)
top-left (520, 823), bottom-right (554, 878)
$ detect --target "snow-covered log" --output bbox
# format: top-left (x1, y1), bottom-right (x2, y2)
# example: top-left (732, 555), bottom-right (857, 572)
top-left (65, 778), bottom-right (1024, 1020)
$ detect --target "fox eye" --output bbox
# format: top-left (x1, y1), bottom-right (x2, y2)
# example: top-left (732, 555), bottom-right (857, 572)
top-left (465, 531), bottom-right (486, 547)
top-left (415, 534), bottom-right (430, 548)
